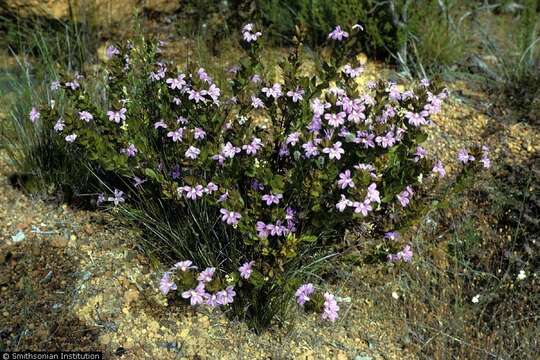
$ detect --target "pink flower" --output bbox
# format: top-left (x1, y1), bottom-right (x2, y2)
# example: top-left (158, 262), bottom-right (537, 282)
top-left (159, 272), bottom-right (177, 295)
top-left (65, 134), bottom-right (77, 143)
top-left (181, 185), bottom-right (204, 200)
top-left (323, 142), bottom-right (345, 160)
top-left (295, 283), bottom-right (315, 306)
top-left (286, 87), bottom-right (304, 102)
top-left (261, 83), bottom-right (282, 99)
top-left (182, 282), bottom-right (206, 305)
top-left (197, 267), bottom-right (215, 283)
top-left (29, 107), bottom-right (40, 123)
top-left (353, 200), bottom-right (372, 216)
top-left (328, 26), bottom-right (349, 41)
top-left (154, 120), bottom-right (168, 129)
top-left (106, 108), bottom-right (126, 123)
top-left (336, 195), bottom-right (352, 212)
top-left (325, 112), bottom-right (346, 127)
top-left (54, 118), bottom-right (65, 132)
top-left (432, 160), bottom-right (446, 177)
top-left (193, 128), bottom-right (206, 140)
top-left (220, 208), bottom-right (241, 225)
top-left (458, 149), bottom-right (475, 164)
top-left (321, 292), bottom-right (340, 322)
top-left (337, 170), bottom-right (354, 189)
top-left (121, 144), bottom-right (138, 157)
top-left (79, 111), bottom-right (94, 122)
top-left (185, 146), bottom-right (200, 159)
top-left (239, 261), bottom-right (255, 279)
top-left (167, 128), bottom-right (184, 142)
top-left (166, 74), bottom-right (186, 90)
top-left (262, 193), bottom-right (283, 206)
top-left (106, 45), bottom-right (120, 59)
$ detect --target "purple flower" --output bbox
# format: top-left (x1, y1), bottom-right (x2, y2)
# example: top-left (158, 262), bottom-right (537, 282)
top-left (458, 149), bottom-right (475, 164)
top-left (405, 111), bottom-right (427, 127)
top-left (182, 282), bottom-right (206, 306)
top-left (376, 131), bottom-right (397, 148)
top-left (251, 96), bottom-right (265, 109)
top-left (79, 111), bottom-right (93, 122)
top-left (336, 194), bottom-right (352, 212)
top-left (185, 146), bottom-right (201, 159)
top-left (221, 142), bottom-right (241, 158)
top-left (388, 245), bottom-right (413, 262)
top-left (328, 25), bottom-right (349, 41)
top-left (286, 132), bottom-right (301, 146)
top-left (286, 87), bottom-right (304, 102)
top-left (197, 267), bottom-right (215, 283)
top-left (29, 107), bottom-right (40, 123)
top-left (302, 140), bottom-right (319, 158)
top-left (353, 200), bottom-right (372, 216)
top-left (207, 84), bottom-right (221, 103)
top-left (193, 127), bottom-right (206, 140)
top-left (97, 193), bottom-right (105, 205)
top-left (198, 67), bottom-right (212, 83)
top-left (295, 283), bottom-right (315, 306)
top-left (65, 134), bottom-right (77, 143)
top-left (205, 182), bottom-right (218, 193)
top-left (188, 89), bottom-right (206, 103)
top-left (343, 64), bottom-right (363, 78)
top-left (181, 185), bottom-right (205, 200)
top-left (421, 78), bottom-right (430, 87)
top-left (222, 286), bottom-right (236, 304)
top-left (366, 183), bottom-right (381, 203)
top-left (242, 23), bottom-right (262, 42)
top-left (239, 261), bottom-right (255, 279)
top-left (218, 191), bottom-right (229, 202)
top-left (108, 189), bottom-right (125, 206)
top-left (414, 146), bottom-right (427, 162)
top-left (256, 221), bottom-right (270, 238)
top-left (261, 83), bottom-right (282, 99)
top-left (154, 120), bottom-right (168, 129)
top-left (65, 79), bottom-right (80, 90)
top-left (384, 231), bottom-right (400, 241)
top-left (262, 193), bottom-right (283, 206)
top-left (106, 45), bottom-right (120, 59)
top-left (242, 138), bottom-right (263, 155)
top-left (167, 128), bottom-right (184, 142)
top-left (166, 74), bottom-right (186, 90)
top-left (159, 272), bottom-right (177, 295)
top-left (481, 145), bottom-right (491, 168)
top-left (54, 118), bottom-right (65, 132)
top-left (321, 292), bottom-right (340, 322)
top-left (121, 144), bottom-right (138, 157)
top-left (432, 160), bottom-right (446, 177)
top-left (396, 186), bottom-right (413, 207)
top-left (337, 170), bottom-right (355, 189)
top-left (106, 108), bottom-right (126, 123)
top-left (50, 80), bottom-right (60, 91)
top-left (205, 293), bottom-right (221, 307)
top-left (133, 176), bottom-right (146, 187)
top-left (325, 112), bottom-right (346, 128)
top-left (323, 142), bottom-right (345, 160)
top-left (220, 208), bottom-right (241, 225)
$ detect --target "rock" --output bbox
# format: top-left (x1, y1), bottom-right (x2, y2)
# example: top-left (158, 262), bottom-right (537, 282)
top-left (1, 0), bottom-right (181, 27)
top-left (143, 0), bottom-right (181, 13)
top-left (124, 288), bottom-right (140, 306)
top-left (51, 235), bottom-right (69, 248)
top-left (83, 224), bottom-right (93, 235)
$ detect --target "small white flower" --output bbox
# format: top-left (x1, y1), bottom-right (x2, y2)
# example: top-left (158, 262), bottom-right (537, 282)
top-left (391, 291), bottom-right (399, 300)
top-left (472, 294), bottom-right (480, 303)
top-left (517, 270), bottom-right (527, 281)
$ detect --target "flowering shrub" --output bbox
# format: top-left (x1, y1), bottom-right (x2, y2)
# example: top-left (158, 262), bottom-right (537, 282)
top-left (27, 24), bottom-right (490, 329)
